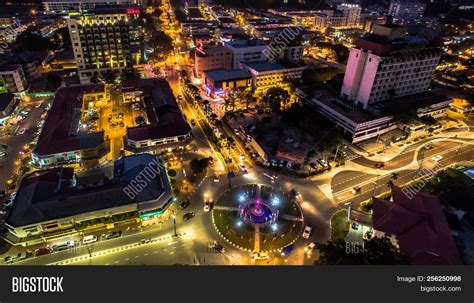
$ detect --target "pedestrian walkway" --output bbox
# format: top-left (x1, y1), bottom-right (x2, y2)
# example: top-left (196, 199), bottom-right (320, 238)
top-left (254, 225), bottom-right (260, 252)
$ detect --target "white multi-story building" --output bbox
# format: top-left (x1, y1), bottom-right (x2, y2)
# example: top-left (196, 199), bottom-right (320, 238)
top-left (43, 0), bottom-right (142, 13)
top-left (223, 39), bottom-right (268, 69)
top-left (337, 3), bottom-right (361, 27)
top-left (314, 4), bottom-right (361, 31)
top-left (388, 0), bottom-right (426, 20)
top-left (0, 65), bottom-right (28, 94)
top-left (341, 24), bottom-right (441, 109)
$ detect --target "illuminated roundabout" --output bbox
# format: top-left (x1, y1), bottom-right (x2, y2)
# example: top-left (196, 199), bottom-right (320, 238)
top-left (211, 184), bottom-right (304, 253)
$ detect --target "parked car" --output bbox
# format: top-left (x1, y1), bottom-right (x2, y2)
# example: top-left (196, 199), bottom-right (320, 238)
top-left (5, 252), bottom-right (30, 264)
top-left (302, 224), bottom-right (312, 239)
top-left (82, 235), bottom-right (98, 244)
top-left (18, 128), bottom-right (26, 135)
top-left (375, 162), bottom-right (385, 168)
top-left (104, 231), bottom-right (121, 240)
top-left (352, 223), bottom-right (360, 230)
top-left (35, 247), bottom-right (53, 257)
top-left (431, 155), bottom-right (443, 162)
top-left (213, 174), bottom-right (219, 182)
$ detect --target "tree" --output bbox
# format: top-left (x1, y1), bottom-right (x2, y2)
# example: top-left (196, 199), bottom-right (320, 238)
top-left (15, 26), bottom-right (56, 51)
top-left (315, 238), bottom-right (409, 265)
top-left (50, 27), bottom-right (71, 49)
top-left (420, 115), bottom-right (437, 125)
top-left (262, 87), bottom-right (290, 112)
top-left (190, 158), bottom-right (209, 175)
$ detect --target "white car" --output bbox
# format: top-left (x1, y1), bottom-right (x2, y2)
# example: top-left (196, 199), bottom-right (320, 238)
top-left (82, 235), bottom-right (98, 244)
top-left (302, 224), bottom-right (312, 239)
top-left (18, 128), bottom-right (26, 135)
top-left (431, 155), bottom-right (443, 162)
top-left (304, 242), bottom-right (316, 254)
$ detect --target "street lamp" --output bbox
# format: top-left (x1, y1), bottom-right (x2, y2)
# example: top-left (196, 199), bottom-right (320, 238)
top-left (172, 212), bottom-right (177, 237)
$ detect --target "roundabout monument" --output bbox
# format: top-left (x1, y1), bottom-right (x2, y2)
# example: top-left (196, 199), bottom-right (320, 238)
top-left (212, 184), bottom-right (304, 253)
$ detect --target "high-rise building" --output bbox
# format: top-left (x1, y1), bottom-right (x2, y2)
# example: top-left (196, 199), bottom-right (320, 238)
top-left (341, 24), bottom-right (441, 109)
top-left (67, 6), bottom-right (144, 84)
top-left (388, 0), bottom-right (426, 21)
top-left (43, 0), bottom-right (143, 13)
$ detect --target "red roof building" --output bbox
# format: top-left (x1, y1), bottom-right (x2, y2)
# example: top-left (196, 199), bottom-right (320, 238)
top-left (372, 186), bottom-right (463, 265)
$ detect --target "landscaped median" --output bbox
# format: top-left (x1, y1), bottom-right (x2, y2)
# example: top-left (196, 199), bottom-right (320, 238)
top-left (330, 209), bottom-right (349, 241)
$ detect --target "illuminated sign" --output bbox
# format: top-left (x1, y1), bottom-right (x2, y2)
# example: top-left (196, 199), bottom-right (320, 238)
top-left (126, 8), bottom-right (140, 16)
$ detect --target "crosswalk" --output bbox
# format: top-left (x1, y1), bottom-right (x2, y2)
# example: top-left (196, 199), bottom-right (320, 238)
top-left (344, 147), bottom-right (361, 161)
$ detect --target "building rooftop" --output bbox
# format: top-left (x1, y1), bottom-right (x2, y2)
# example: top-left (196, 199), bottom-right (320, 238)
top-left (33, 84), bottom-right (107, 157)
top-left (125, 78), bottom-right (192, 142)
top-left (224, 38), bottom-right (267, 48)
top-left (204, 69), bottom-right (251, 82)
top-left (0, 92), bottom-right (14, 112)
top-left (6, 154), bottom-right (172, 227)
top-left (307, 86), bottom-right (382, 124)
top-left (0, 64), bottom-right (21, 73)
top-left (244, 60), bottom-right (305, 73)
top-left (372, 186), bottom-right (463, 265)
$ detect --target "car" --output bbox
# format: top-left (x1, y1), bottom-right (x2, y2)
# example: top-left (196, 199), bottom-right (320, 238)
top-left (5, 252), bottom-right (29, 264)
top-left (140, 238), bottom-right (152, 244)
top-left (304, 242), bottom-right (316, 254)
top-left (290, 189), bottom-right (302, 200)
top-left (375, 162), bottom-right (385, 168)
top-left (82, 235), bottom-right (98, 244)
top-left (281, 244), bottom-right (294, 257)
top-left (104, 231), bottom-right (121, 240)
top-left (213, 241), bottom-right (225, 253)
top-left (203, 200), bottom-right (213, 212)
top-left (18, 128), bottom-right (26, 135)
top-left (190, 119), bottom-right (196, 126)
top-left (352, 223), bottom-right (360, 230)
top-left (233, 128), bottom-right (240, 135)
top-left (34, 103), bottom-right (42, 109)
top-left (351, 186), bottom-right (361, 194)
top-left (183, 212), bottom-right (195, 221)
top-left (3, 200), bottom-right (12, 208)
top-left (35, 247), bottom-right (53, 257)
top-left (179, 200), bottom-right (190, 210)
top-left (431, 155), bottom-right (443, 162)
top-left (302, 224), bottom-right (312, 239)
top-left (238, 163), bottom-right (247, 173)
top-left (252, 252), bottom-right (270, 260)
top-left (213, 174), bottom-right (219, 182)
